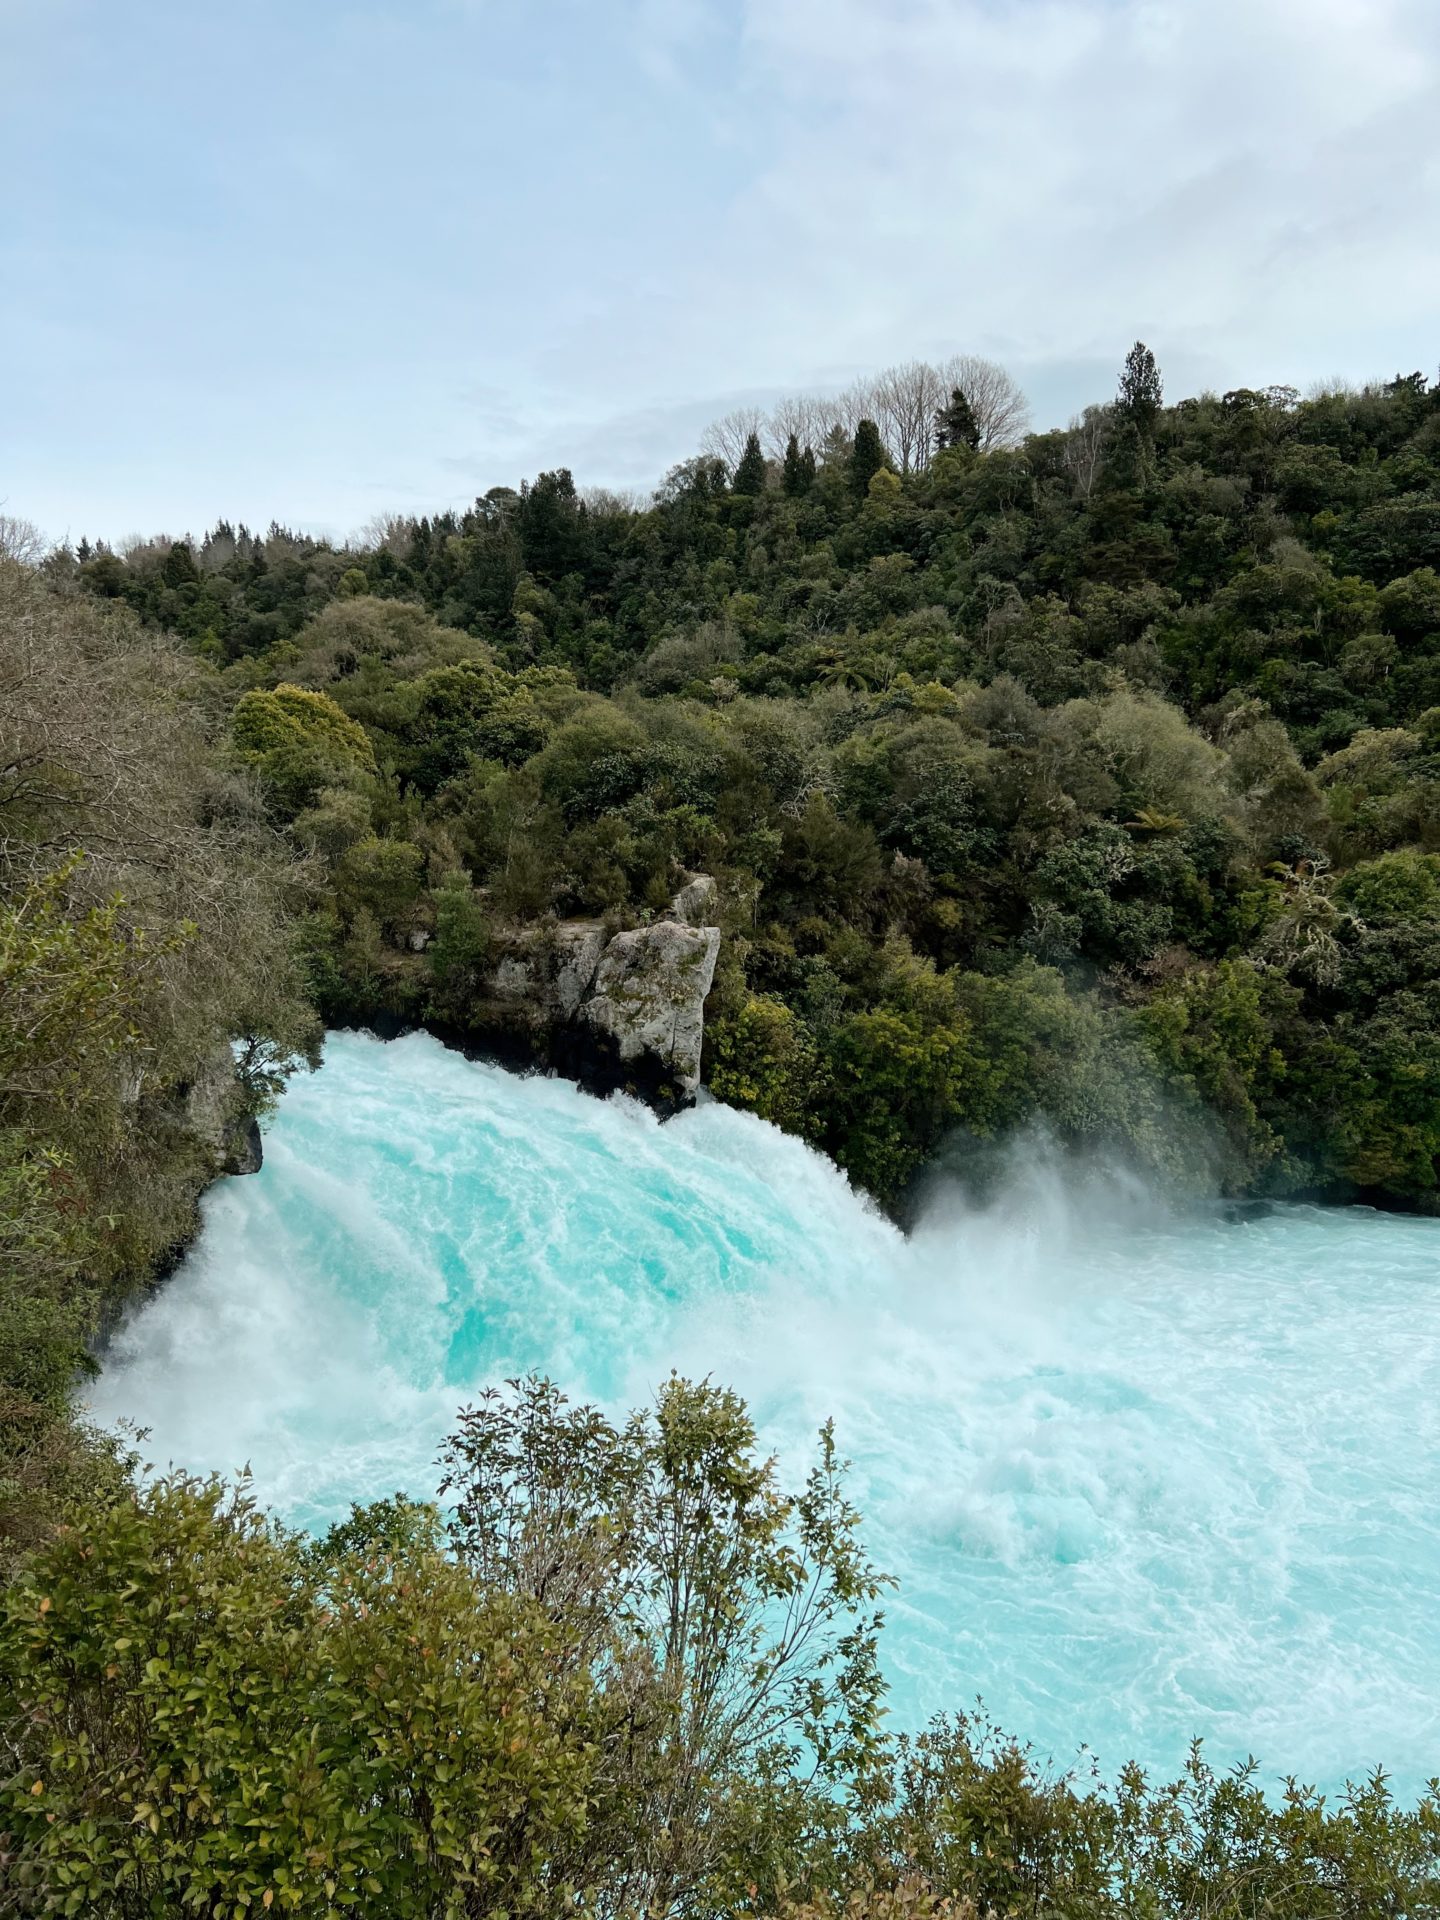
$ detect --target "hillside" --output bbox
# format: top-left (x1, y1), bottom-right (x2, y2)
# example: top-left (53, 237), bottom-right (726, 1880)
top-left (53, 351), bottom-right (1440, 1208)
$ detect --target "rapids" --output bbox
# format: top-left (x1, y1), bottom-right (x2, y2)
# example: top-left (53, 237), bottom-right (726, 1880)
top-left (88, 1029), bottom-right (1440, 1794)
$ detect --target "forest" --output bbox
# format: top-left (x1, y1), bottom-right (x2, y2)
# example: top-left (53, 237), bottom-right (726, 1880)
top-left (44, 346), bottom-right (1440, 1207)
top-left (5, 347), bottom-right (1440, 1911)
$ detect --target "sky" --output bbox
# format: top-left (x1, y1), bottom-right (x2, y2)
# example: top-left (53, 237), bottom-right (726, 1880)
top-left (3, 0), bottom-right (1439, 544)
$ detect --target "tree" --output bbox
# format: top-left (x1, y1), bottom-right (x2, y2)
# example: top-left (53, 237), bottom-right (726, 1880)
top-left (1118, 340), bottom-right (1164, 431)
top-left (516, 468), bottom-right (588, 582)
top-left (437, 1374), bottom-right (890, 1917)
top-left (1063, 405), bottom-right (1109, 496)
top-left (873, 360), bottom-right (945, 472)
top-left (232, 681), bottom-right (377, 815)
top-left (933, 387), bottom-right (981, 452)
top-left (933, 353), bottom-right (1030, 449)
top-left (0, 564), bottom-right (318, 1565)
top-left (0, 514), bottom-right (46, 565)
top-left (732, 429), bottom-right (767, 496)
top-left (0, 1475), bottom-right (594, 1918)
top-left (849, 419), bottom-right (888, 499)
top-left (767, 392), bottom-right (838, 460)
top-left (782, 432), bottom-right (815, 496)
top-left (700, 406), bottom-right (767, 469)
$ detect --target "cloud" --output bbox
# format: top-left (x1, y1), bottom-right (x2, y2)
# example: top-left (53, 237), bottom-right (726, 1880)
top-left (616, 0), bottom-right (1440, 417)
top-left (9, 0), bottom-right (1440, 530)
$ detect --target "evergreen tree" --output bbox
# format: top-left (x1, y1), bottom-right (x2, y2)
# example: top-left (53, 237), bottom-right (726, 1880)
top-left (732, 430), bottom-right (767, 496)
top-left (161, 541), bottom-right (199, 589)
top-left (1118, 341), bottom-right (1163, 431)
top-left (849, 418), bottom-right (887, 498)
top-left (934, 387), bottom-right (981, 452)
top-left (782, 432), bottom-right (812, 496)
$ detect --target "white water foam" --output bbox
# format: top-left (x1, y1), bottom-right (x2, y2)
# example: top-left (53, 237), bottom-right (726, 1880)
top-left (87, 1029), bottom-right (1440, 1794)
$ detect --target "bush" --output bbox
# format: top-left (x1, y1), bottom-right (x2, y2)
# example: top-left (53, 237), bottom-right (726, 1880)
top-left (0, 1476), bottom-right (593, 1918)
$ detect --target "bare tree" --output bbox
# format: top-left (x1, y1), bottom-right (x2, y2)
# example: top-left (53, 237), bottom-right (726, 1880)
top-left (834, 377), bottom-right (880, 440)
top-left (765, 392), bottom-right (836, 459)
top-left (935, 353), bottom-right (1031, 450)
top-left (581, 486), bottom-right (646, 515)
top-left (872, 359), bottom-right (947, 472)
top-left (1063, 405), bottom-right (1110, 498)
top-left (701, 354), bottom-right (1028, 476)
top-left (699, 406), bottom-right (766, 470)
top-left (351, 511), bottom-right (413, 556)
top-left (0, 514), bottom-right (46, 566)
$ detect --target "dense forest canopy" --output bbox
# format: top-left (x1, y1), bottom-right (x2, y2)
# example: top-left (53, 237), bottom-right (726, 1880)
top-left (7, 348), bottom-right (1440, 1911)
top-left (34, 348), bottom-right (1440, 1209)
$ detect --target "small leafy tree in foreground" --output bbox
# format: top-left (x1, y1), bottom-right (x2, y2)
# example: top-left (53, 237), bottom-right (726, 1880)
top-left (437, 1375), bottom-right (892, 1917)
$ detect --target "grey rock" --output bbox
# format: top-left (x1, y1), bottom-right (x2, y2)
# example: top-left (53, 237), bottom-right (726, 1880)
top-left (582, 920), bottom-right (721, 1103)
top-left (222, 1116), bottom-right (264, 1176)
top-left (484, 921), bottom-right (606, 1022)
top-left (552, 921), bottom-right (608, 1018)
top-left (462, 880), bottom-right (721, 1115)
top-left (408, 928), bottom-right (432, 953)
top-left (666, 872), bottom-right (718, 927)
top-left (490, 953), bottom-right (539, 1002)
top-left (180, 1044), bottom-right (263, 1177)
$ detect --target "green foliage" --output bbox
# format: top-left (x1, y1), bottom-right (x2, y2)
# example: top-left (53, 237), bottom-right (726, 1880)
top-left (1137, 959), bottom-right (1291, 1183)
top-left (426, 874), bottom-right (491, 1019)
top-left (437, 1374), bottom-right (890, 1915)
top-left (707, 993), bottom-right (821, 1136)
top-left (826, 997), bottom-right (990, 1200)
top-left (5, 1394), bottom-right (1440, 1918)
top-left (782, 433), bottom-right (816, 497)
top-left (933, 388), bottom-right (980, 454)
top-left (0, 1475), bottom-right (593, 1917)
top-left (1117, 341), bottom-right (1163, 431)
top-left (850, 421), bottom-right (888, 499)
top-left (1335, 848), bottom-right (1440, 923)
top-left (233, 682), bottom-right (377, 815)
top-left (1, 562), bottom-right (318, 1571)
top-left (733, 431), bottom-right (768, 497)
top-left (54, 360), bottom-right (1440, 1210)
top-left (336, 837), bottom-right (426, 936)
top-left (233, 681), bottom-right (375, 765)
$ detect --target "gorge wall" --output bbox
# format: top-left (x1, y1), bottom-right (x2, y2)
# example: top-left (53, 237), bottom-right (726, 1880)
top-left (452, 873), bottom-right (722, 1116)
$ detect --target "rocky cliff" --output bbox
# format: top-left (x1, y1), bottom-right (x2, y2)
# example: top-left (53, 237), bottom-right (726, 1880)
top-left (176, 1044), bottom-right (265, 1177)
top-left (466, 875), bottom-right (721, 1115)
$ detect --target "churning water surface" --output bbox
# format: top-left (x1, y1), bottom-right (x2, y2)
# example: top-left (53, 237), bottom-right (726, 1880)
top-left (89, 1030), bottom-right (1440, 1796)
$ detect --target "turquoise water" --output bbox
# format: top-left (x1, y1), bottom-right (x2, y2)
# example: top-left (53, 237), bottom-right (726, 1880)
top-left (90, 1029), bottom-right (1440, 1795)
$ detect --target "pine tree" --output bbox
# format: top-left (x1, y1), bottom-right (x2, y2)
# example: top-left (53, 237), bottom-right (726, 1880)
top-left (161, 541), bottom-right (199, 588)
top-left (1118, 342), bottom-right (1163, 431)
top-left (849, 419), bottom-right (886, 498)
top-left (732, 431), bottom-right (767, 496)
top-left (782, 432), bottom-right (812, 496)
top-left (933, 387), bottom-right (981, 452)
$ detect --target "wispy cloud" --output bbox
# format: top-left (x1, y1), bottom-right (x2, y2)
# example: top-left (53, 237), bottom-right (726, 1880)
top-left (5, 0), bottom-right (1438, 534)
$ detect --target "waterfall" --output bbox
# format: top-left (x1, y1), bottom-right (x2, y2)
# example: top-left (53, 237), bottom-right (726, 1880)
top-left (88, 1028), bottom-right (1440, 1794)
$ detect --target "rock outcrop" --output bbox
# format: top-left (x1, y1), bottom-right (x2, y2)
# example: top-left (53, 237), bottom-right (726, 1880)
top-left (468, 875), bottom-right (721, 1115)
top-left (178, 1045), bottom-right (265, 1176)
top-left (575, 918), bottom-right (720, 1111)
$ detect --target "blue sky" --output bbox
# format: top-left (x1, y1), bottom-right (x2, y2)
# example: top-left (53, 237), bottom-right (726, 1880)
top-left (4, 0), bottom-right (1438, 543)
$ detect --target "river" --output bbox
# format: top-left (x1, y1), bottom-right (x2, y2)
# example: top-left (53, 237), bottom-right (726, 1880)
top-left (87, 1029), bottom-right (1440, 1795)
